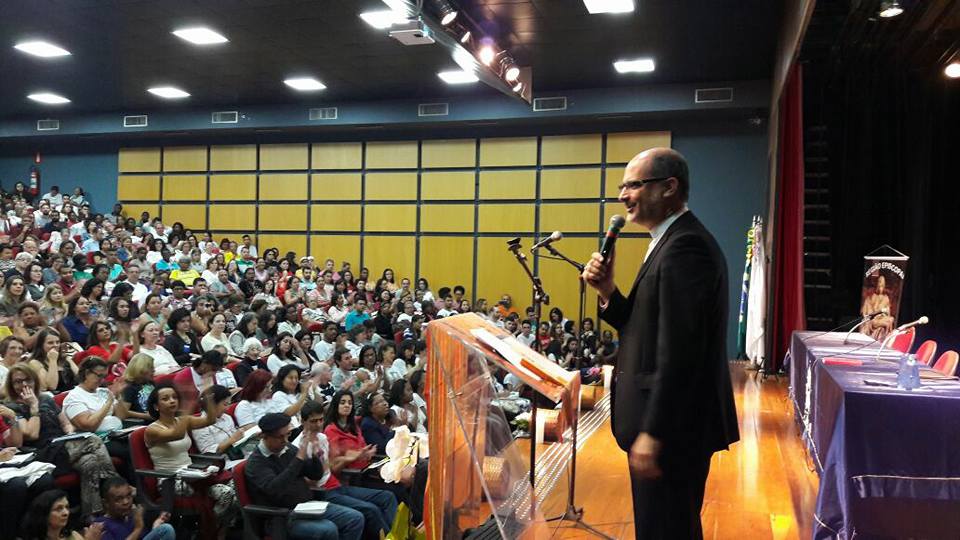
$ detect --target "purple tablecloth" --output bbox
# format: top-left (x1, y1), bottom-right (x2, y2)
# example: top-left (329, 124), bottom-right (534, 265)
top-left (790, 331), bottom-right (960, 539)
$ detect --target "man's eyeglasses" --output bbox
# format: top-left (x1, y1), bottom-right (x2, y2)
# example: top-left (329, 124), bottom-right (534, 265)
top-left (616, 176), bottom-right (673, 191)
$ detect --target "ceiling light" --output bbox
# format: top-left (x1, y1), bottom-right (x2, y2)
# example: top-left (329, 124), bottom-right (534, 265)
top-left (583, 0), bottom-right (634, 14)
top-left (435, 0), bottom-right (458, 25)
top-left (284, 77), bottom-right (326, 91)
top-left (614, 57), bottom-right (655, 73)
top-left (359, 9), bottom-right (407, 29)
top-left (14, 40), bottom-right (71, 57)
top-left (512, 81), bottom-right (523, 93)
top-left (27, 92), bottom-right (70, 104)
top-left (459, 30), bottom-right (472, 44)
top-left (878, 1), bottom-right (903, 18)
top-left (172, 27), bottom-right (228, 45)
top-left (148, 86), bottom-right (190, 99)
top-left (500, 56), bottom-right (520, 82)
top-left (945, 63), bottom-right (960, 78)
top-left (478, 45), bottom-right (496, 65)
top-left (438, 70), bottom-right (478, 84)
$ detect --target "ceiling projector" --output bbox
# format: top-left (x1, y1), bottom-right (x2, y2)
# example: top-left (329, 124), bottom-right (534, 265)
top-left (389, 19), bottom-right (435, 46)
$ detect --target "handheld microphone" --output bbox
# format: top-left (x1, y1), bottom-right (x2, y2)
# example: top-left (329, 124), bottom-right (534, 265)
top-left (897, 316), bottom-right (929, 332)
top-left (531, 231), bottom-right (563, 251)
top-left (600, 215), bottom-right (626, 262)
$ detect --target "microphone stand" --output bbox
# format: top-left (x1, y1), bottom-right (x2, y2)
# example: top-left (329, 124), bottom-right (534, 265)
top-left (537, 243), bottom-right (615, 540)
top-left (506, 239), bottom-right (548, 519)
top-left (842, 315), bottom-right (880, 344)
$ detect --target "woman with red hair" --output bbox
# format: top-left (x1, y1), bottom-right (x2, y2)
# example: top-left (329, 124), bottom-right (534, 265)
top-left (234, 369), bottom-right (273, 428)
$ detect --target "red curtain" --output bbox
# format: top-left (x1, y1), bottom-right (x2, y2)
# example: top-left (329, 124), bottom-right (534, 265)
top-left (771, 63), bottom-right (806, 371)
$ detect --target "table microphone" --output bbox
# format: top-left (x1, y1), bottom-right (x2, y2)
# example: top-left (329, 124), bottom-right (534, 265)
top-left (600, 215), bottom-right (626, 262)
top-left (896, 316), bottom-right (929, 332)
top-left (840, 309), bottom-right (889, 344)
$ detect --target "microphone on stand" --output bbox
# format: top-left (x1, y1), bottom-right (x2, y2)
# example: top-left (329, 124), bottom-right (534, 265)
top-left (896, 315), bottom-right (929, 332)
top-left (531, 231), bottom-right (563, 252)
top-left (840, 309), bottom-right (889, 344)
top-left (600, 215), bottom-right (626, 262)
top-left (872, 316), bottom-right (929, 363)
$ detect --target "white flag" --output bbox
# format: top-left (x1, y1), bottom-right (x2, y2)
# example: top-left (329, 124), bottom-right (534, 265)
top-left (745, 219), bottom-right (766, 365)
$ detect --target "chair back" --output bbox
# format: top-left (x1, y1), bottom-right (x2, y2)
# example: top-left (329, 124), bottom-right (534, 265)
top-left (53, 390), bottom-right (70, 408)
top-left (154, 370), bottom-right (179, 386)
top-left (890, 327), bottom-right (916, 353)
top-left (129, 427), bottom-right (160, 500)
top-left (225, 402), bottom-right (239, 423)
top-left (233, 460), bottom-right (252, 506)
top-left (932, 351), bottom-right (959, 377)
top-left (915, 340), bottom-right (938, 366)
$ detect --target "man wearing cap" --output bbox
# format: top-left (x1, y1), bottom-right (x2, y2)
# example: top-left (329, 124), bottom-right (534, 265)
top-left (295, 256), bottom-right (315, 280)
top-left (245, 412), bottom-right (365, 540)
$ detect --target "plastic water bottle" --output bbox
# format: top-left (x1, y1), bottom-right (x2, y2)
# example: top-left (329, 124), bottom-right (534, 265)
top-left (898, 354), bottom-right (921, 390)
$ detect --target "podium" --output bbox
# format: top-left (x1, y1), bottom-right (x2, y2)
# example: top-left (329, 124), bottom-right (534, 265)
top-left (423, 313), bottom-right (580, 540)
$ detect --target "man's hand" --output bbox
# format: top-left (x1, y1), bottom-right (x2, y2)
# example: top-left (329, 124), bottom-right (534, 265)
top-left (0, 404), bottom-right (17, 420)
top-left (581, 249), bottom-right (616, 302)
top-left (629, 432), bottom-right (662, 479)
top-left (0, 447), bottom-right (17, 462)
top-left (132, 504), bottom-right (145, 531)
top-left (82, 522), bottom-right (104, 540)
top-left (153, 512), bottom-right (171, 529)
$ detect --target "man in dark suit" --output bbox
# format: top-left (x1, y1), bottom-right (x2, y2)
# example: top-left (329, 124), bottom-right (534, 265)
top-left (582, 148), bottom-right (739, 539)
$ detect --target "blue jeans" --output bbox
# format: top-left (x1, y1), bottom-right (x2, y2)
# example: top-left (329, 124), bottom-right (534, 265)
top-left (143, 523), bottom-right (175, 540)
top-left (325, 485), bottom-right (398, 536)
top-left (287, 502), bottom-right (364, 540)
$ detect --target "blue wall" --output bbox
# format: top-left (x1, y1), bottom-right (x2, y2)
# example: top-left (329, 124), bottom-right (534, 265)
top-left (0, 152), bottom-right (117, 213)
top-left (0, 118), bottom-right (768, 358)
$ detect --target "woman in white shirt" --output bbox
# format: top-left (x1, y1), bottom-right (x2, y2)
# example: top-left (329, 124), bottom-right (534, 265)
top-left (62, 357), bottom-right (124, 434)
top-left (136, 320), bottom-right (180, 375)
top-left (267, 364), bottom-right (313, 430)
top-left (201, 313), bottom-right (235, 357)
top-left (327, 294), bottom-right (349, 327)
top-left (190, 385), bottom-right (255, 455)
top-left (276, 303), bottom-right (301, 337)
top-left (201, 257), bottom-right (220, 285)
top-left (387, 378), bottom-right (427, 434)
top-left (234, 370), bottom-right (273, 427)
top-left (266, 332), bottom-right (310, 375)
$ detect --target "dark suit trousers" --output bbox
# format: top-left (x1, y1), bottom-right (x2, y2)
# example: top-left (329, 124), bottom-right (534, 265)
top-left (629, 450), bottom-right (712, 540)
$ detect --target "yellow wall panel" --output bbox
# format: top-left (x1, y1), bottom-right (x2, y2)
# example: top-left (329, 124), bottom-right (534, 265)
top-left (537, 237), bottom-right (599, 323)
top-left (477, 204), bottom-right (534, 233)
top-left (162, 175), bottom-right (206, 201)
top-left (259, 173), bottom-right (308, 200)
top-left (259, 205), bottom-right (307, 231)
top-left (611, 237), bottom-right (651, 296)
top-left (421, 171), bottom-right (474, 200)
top-left (540, 203), bottom-right (600, 233)
top-left (479, 137), bottom-right (537, 166)
top-left (312, 143), bottom-right (362, 170)
top-left (117, 175), bottom-right (160, 200)
top-left (210, 174), bottom-right (256, 200)
top-left (121, 204), bottom-right (159, 221)
top-left (210, 145), bottom-right (257, 171)
top-left (258, 235), bottom-right (307, 258)
top-left (364, 236), bottom-right (415, 283)
top-left (603, 201), bottom-right (648, 233)
top-left (477, 236), bottom-right (534, 312)
top-left (540, 168), bottom-right (601, 199)
top-left (209, 205), bottom-right (256, 230)
top-left (311, 205), bottom-right (361, 231)
top-left (119, 148), bottom-right (160, 173)
top-left (541, 134), bottom-right (602, 165)
top-left (365, 204), bottom-right (416, 232)
top-left (163, 146), bottom-right (207, 172)
top-left (162, 204), bottom-right (206, 229)
top-left (422, 139), bottom-right (475, 168)
top-left (312, 173), bottom-right (361, 200)
top-left (606, 131), bottom-right (672, 163)
top-left (365, 172), bottom-right (417, 200)
top-left (366, 141), bottom-right (418, 169)
top-left (260, 144), bottom-right (308, 170)
top-left (311, 235), bottom-right (361, 267)
top-left (420, 204), bottom-right (474, 233)
top-left (419, 237), bottom-right (474, 290)
top-left (479, 170), bottom-right (536, 199)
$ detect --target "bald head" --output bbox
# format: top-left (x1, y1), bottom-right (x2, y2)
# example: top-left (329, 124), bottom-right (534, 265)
top-left (627, 148), bottom-right (689, 202)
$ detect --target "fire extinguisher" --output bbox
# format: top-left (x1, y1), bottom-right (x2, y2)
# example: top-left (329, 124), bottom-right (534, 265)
top-left (29, 151), bottom-right (41, 196)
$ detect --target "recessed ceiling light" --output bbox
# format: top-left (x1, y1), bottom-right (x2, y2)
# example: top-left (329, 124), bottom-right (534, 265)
top-left (172, 27), bottom-right (228, 45)
top-left (614, 57), bottom-right (655, 73)
top-left (27, 92), bottom-right (70, 104)
top-left (945, 63), bottom-right (960, 78)
top-left (478, 45), bottom-right (496, 65)
top-left (438, 70), bottom-right (479, 84)
top-left (359, 10), bottom-right (406, 29)
top-left (14, 41), bottom-right (71, 57)
top-left (148, 86), bottom-right (190, 99)
top-left (284, 77), bottom-right (326, 91)
top-left (435, 0), bottom-right (458, 25)
top-left (583, 0), bottom-right (634, 14)
top-left (878, 1), bottom-right (903, 18)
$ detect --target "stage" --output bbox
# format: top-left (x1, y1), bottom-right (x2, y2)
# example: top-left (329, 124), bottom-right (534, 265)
top-left (545, 363), bottom-right (817, 540)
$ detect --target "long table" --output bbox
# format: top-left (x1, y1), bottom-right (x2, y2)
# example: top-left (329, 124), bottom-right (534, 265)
top-left (790, 331), bottom-right (960, 539)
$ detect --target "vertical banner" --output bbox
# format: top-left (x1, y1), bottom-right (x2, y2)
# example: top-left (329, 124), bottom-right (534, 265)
top-left (860, 247), bottom-right (909, 341)
top-left (735, 217), bottom-right (756, 359)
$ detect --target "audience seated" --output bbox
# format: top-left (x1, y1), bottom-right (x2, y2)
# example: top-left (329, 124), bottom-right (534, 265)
top-left (94, 476), bottom-right (176, 540)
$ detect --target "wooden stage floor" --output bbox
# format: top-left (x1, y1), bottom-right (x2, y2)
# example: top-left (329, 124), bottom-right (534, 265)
top-left (546, 363), bottom-right (818, 540)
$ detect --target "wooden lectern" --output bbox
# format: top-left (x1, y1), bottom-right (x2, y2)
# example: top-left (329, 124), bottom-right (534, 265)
top-left (423, 313), bottom-right (580, 540)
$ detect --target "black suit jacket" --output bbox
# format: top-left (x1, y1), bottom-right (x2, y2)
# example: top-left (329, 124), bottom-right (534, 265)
top-left (600, 211), bottom-right (739, 456)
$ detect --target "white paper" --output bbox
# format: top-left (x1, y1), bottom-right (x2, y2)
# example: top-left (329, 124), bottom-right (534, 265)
top-left (4, 452), bottom-right (34, 465)
top-left (234, 426), bottom-right (261, 447)
top-left (294, 501), bottom-right (328, 515)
